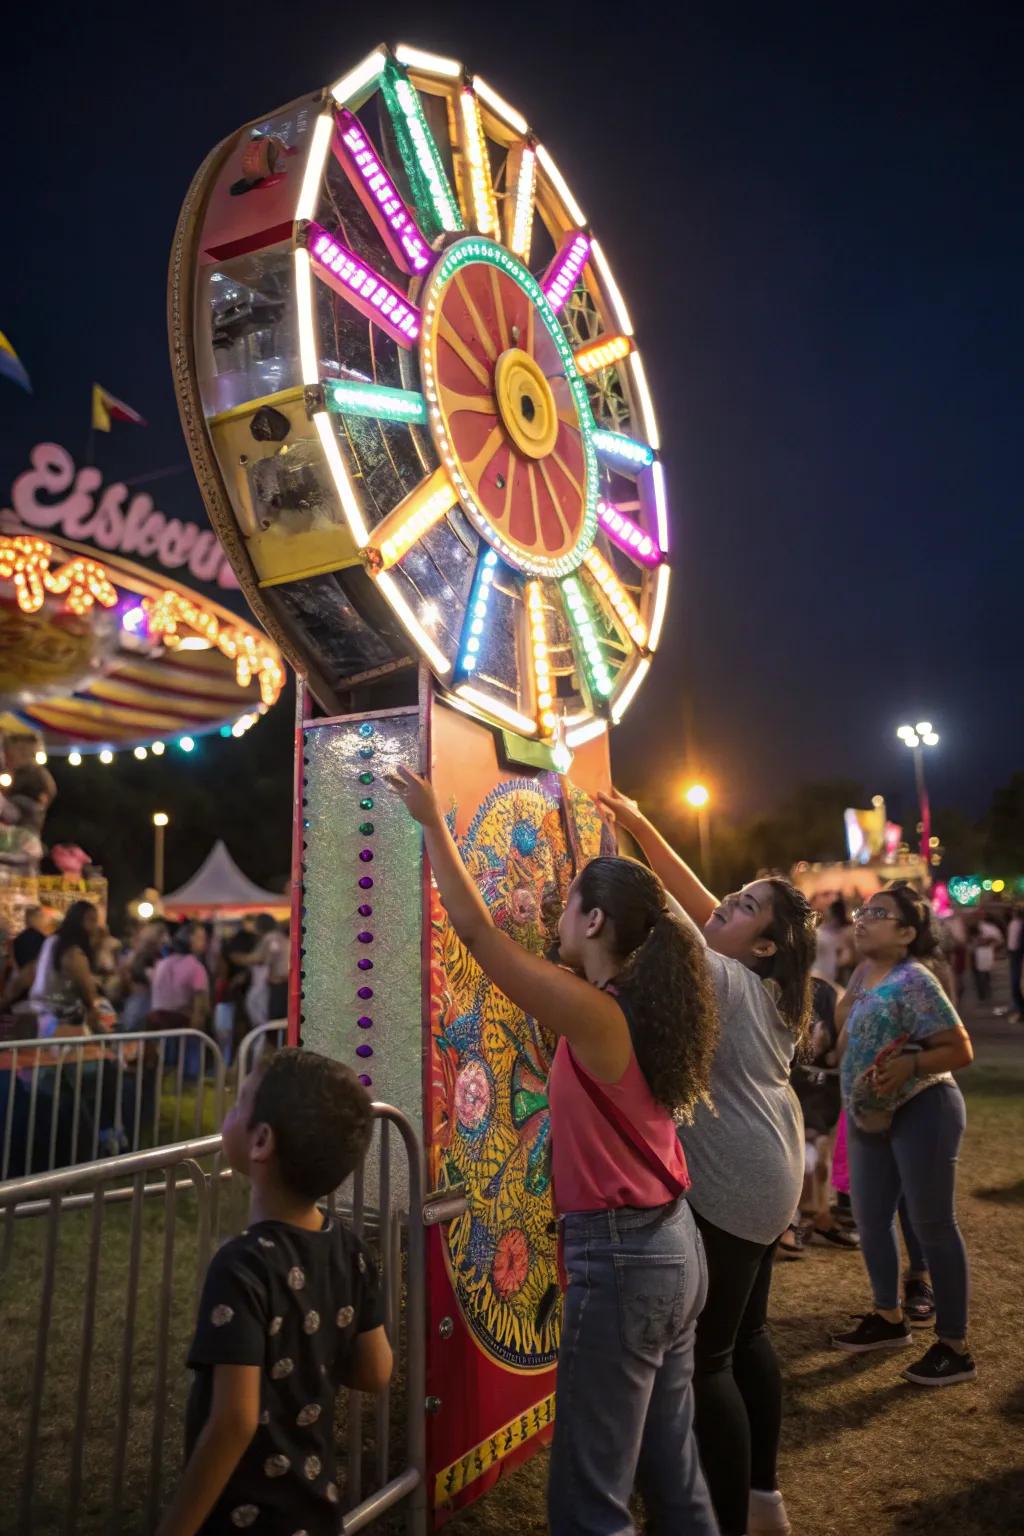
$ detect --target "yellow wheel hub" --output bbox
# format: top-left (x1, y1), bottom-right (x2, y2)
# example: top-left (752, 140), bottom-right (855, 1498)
top-left (494, 348), bottom-right (559, 461)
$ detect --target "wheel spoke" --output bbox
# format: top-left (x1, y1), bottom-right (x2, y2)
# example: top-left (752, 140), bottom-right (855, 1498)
top-left (558, 575), bottom-right (616, 705)
top-left (365, 466), bottom-right (459, 571)
top-left (307, 222), bottom-right (421, 348)
top-left (541, 232), bottom-right (590, 314)
top-left (596, 501), bottom-right (660, 566)
top-left (438, 316), bottom-right (492, 387)
top-left (454, 272), bottom-right (499, 361)
top-left (332, 108), bottom-right (435, 276)
top-left (505, 145), bottom-right (536, 262)
top-left (458, 87), bottom-right (501, 238)
top-left (583, 548), bottom-right (647, 648)
top-left (378, 57), bottom-right (463, 238)
top-left (573, 334), bottom-right (634, 376)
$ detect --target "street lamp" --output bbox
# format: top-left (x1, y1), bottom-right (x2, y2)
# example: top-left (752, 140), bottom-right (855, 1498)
top-left (897, 723), bottom-right (939, 867)
top-left (152, 811), bottom-right (170, 893)
top-left (684, 784), bottom-right (712, 876)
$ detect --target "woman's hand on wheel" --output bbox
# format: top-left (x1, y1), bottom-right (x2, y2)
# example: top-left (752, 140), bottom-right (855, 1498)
top-left (595, 786), bottom-right (644, 833)
top-left (388, 765), bottom-right (443, 828)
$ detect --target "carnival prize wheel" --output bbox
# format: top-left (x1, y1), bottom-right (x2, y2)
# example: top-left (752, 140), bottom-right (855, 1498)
top-left (172, 41), bottom-right (670, 763)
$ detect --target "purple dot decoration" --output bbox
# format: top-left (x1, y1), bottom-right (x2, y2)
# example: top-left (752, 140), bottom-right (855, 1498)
top-left (357, 931), bottom-right (374, 944)
top-left (358, 958), bottom-right (374, 971)
top-left (359, 849), bottom-right (374, 863)
top-left (356, 1044), bottom-right (373, 1058)
top-left (358, 1074), bottom-right (372, 1087)
top-left (357, 986), bottom-right (373, 1000)
top-left (358, 903), bottom-right (373, 917)
top-left (357, 1015), bottom-right (373, 1028)
top-left (358, 876), bottom-right (373, 889)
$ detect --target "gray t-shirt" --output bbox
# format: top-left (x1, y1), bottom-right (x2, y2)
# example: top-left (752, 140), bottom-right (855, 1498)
top-left (680, 947), bottom-right (805, 1246)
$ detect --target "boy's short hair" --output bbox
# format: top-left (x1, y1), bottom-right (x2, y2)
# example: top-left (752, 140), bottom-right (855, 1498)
top-left (249, 1048), bottom-right (374, 1200)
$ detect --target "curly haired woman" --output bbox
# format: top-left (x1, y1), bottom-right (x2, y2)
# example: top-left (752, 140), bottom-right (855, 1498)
top-left (391, 766), bottom-right (720, 1536)
top-left (599, 788), bottom-right (815, 1536)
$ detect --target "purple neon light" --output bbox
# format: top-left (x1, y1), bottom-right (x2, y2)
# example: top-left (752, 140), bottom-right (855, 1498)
top-left (543, 232), bottom-right (591, 314)
top-left (334, 109), bottom-right (433, 276)
top-left (308, 221), bottom-right (422, 347)
top-left (597, 500), bottom-right (661, 567)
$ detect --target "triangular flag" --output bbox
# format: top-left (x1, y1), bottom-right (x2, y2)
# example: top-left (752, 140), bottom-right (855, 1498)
top-left (92, 383), bottom-right (147, 433)
top-left (0, 331), bottom-right (32, 393)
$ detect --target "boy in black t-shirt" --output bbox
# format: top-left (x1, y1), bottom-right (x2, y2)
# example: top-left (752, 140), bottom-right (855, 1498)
top-left (158, 1049), bottom-right (393, 1536)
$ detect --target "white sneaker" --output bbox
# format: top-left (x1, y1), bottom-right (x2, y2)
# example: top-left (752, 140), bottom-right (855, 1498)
top-left (748, 1487), bottom-right (792, 1534)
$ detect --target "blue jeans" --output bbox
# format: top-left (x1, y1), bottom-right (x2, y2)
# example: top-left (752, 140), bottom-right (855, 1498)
top-left (848, 1082), bottom-right (969, 1338)
top-left (548, 1197), bottom-right (718, 1536)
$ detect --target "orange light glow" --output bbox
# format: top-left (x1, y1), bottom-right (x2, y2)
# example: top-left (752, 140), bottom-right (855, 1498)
top-left (144, 591), bottom-right (285, 707)
top-left (572, 333), bottom-right (634, 376)
top-left (0, 536), bottom-right (118, 616)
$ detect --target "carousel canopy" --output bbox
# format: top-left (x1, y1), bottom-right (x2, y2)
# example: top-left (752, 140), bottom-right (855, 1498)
top-left (162, 839), bottom-right (288, 919)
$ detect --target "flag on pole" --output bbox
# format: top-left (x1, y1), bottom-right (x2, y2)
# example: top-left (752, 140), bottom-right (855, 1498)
top-left (91, 383), bottom-right (147, 432)
top-left (0, 332), bottom-right (32, 392)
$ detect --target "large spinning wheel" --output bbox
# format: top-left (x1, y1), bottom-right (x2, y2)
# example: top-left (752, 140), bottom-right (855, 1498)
top-left (171, 42), bottom-right (670, 767)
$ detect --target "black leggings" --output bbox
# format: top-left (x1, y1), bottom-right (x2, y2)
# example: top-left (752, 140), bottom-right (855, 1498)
top-left (692, 1209), bottom-right (782, 1536)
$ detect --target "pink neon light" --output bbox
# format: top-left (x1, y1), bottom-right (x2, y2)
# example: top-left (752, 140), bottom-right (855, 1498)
top-left (308, 222), bottom-right (422, 347)
top-left (543, 232), bottom-right (591, 313)
top-left (334, 109), bottom-right (434, 276)
top-left (597, 501), bottom-right (661, 566)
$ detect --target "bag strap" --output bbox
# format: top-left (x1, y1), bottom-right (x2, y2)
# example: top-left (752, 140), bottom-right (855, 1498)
top-left (567, 1046), bottom-right (689, 1200)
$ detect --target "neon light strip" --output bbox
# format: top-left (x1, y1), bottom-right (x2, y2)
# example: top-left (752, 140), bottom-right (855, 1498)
top-left (628, 352), bottom-right (660, 451)
top-left (589, 239), bottom-right (634, 336)
top-left (526, 581), bottom-right (556, 735)
top-left (380, 60), bottom-right (463, 239)
top-left (565, 716), bottom-right (608, 749)
top-left (584, 547), bottom-right (648, 647)
top-left (330, 47), bottom-right (387, 107)
top-left (507, 145), bottom-right (536, 262)
top-left (314, 411), bottom-right (370, 546)
top-left (325, 380), bottom-right (428, 424)
top-left (542, 232), bottom-right (590, 314)
top-left (367, 466), bottom-right (458, 570)
top-left (560, 575), bottom-right (614, 701)
top-left (535, 143), bottom-right (586, 225)
top-left (573, 333), bottom-right (633, 376)
top-left (592, 426), bottom-right (655, 469)
top-left (334, 109), bottom-right (434, 275)
top-left (647, 565), bottom-right (670, 653)
top-left (294, 250), bottom-right (320, 385)
top-left (650, 460), bottom-right (669, 553)
top-left (456, 549), bottom-right (499, 676)
top-left (611, 657), bottom-right (650, 723)
top-left (472, 76), bottom-right (529, 136)
top-left (597, 500), bottom-right (660, 567)
top-left (377, 570), bottom-right (452, 674)
top-left (307, 222), bottom-right (422, 347)
top-left (459, 89), bottom-right (500, 238)
top-left (456, 684), bottom-right (537, 737)
top-left (296, 112), bottom-right (334, 222)
top-left (394, 43), bottom-right (462, 79)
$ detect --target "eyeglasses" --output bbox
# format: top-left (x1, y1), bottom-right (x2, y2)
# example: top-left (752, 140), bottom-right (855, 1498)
top-left (853, 906), bottom-right (901, 923)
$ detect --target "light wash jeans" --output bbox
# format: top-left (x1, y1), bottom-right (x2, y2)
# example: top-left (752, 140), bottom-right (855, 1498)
top-left (548, 1196), bottom-right (718, 1536)
top-left (848, 1081), bottom-right (969, 1338)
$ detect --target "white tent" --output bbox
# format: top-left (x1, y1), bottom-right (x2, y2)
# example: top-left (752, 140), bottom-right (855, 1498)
top-left (162, 839), bottom-right (289, 920)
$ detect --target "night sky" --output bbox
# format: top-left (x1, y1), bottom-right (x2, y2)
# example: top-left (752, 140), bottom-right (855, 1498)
top-left (3, 1), bottom-right (1020, 845)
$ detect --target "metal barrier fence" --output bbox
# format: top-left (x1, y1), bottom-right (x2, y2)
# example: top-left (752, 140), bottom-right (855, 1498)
top-left (0, 1029), bottom-right (227, 1181)
top-left (0, 1102), bottom-right (427, 1536)
top-left (235, 1018), bottom-right (288, 1087)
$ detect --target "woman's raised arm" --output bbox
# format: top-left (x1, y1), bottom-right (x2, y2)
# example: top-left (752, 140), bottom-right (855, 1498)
top-left (597, 787), bottom-right (719, 928)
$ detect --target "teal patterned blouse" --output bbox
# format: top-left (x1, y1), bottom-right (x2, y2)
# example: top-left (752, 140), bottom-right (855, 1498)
top-left (842, 960), bottom-right (959, 1128)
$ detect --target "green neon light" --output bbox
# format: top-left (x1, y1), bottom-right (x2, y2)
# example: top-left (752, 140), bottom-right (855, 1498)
top-left (379, 58), bottom-right (463, 241)
top-left (325, 380), bottom-right (428, 425)
top-left (560, 574), bottom-right (615, 700)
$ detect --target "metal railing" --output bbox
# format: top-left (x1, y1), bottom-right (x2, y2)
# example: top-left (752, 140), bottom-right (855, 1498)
top-left (235, 1018), bottom-right (288, 1086)
top-left (0, 1028), bottom-right (227, 1181)
top-left (0, 1102), bottom-right (427, 1536)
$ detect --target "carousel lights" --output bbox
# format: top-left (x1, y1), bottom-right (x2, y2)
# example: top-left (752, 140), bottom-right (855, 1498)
top-left (647, 565), bottom-right (670, 653)
top-left (368, 467), bottom-right (458, 571)
top-left (611, 657), bottom-right (651, 724)
top-left (325, 380), bottom-right (428, 425)
top-left (122, 604), bottom-right (147, 634)
top-left (133, 746), bottom-right (148, 760)
top-left (457, 550), bottom-right (499, 674)
top-left (380, 64), bottom-right (463, 236)
top-left (507, 145), bottom-right (537, 262)
top-left (68, 751), bottom-right (82, 766)
top-left (584, 546), bottom-right (648, 648)
top-left (0, 773), bottom-right (10, 788)
top-left (455, 684), bottom-right (538, 738)
top-left (573, 334), bottom-right (634, 376)
top-left (178, 736), bottom-right (195, 753)
top-left (543, 232), bottom-right (591, 314)
top-left (143, 592), bottom-right (285, 707)
top-left (591, 427), bottom-right (655, 469)
top-left (330, 47), bottom-right (387, 107)
top-left (0, 535), bottom-right (118, 617)
top-left (99, 750), bottom-right (114, 765)
top-left (526, 581), bottom-right (557, 734)
top-left (459, 89), bottom-right (501, 239)
top-left (560, 575), bottom-right (614, 700)
top-left (35, 749), bottom-right (48, 765)
top-left (589, 239), bottom-right (635, 337)
top-left (151, 741), bottom-right (165, 756)
top-left (535, 143), bottom-right (586, 226)
top-left (472, 76), bottom-right (529, 136)
top-left (597, 501), bottom-right (660, 566)
top-left (334, 109), bottom-right (434, 275)
top-left (307, 224), bottom-right (422, 347)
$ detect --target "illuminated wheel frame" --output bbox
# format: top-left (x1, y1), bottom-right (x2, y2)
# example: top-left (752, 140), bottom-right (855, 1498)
top-left (181, 43), bottom-right (671, 760)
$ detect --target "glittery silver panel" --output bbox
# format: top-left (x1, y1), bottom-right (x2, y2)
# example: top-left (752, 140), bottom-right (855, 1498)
top-left (301, 711), bottom-right (423, 1206)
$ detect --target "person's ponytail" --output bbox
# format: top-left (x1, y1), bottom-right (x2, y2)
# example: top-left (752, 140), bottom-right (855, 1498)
top-left (618, 909), bottom-right (719, 1120)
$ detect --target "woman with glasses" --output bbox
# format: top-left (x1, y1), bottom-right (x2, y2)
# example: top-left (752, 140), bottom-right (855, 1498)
top-left (831, 882), bottom-right (975, 1385)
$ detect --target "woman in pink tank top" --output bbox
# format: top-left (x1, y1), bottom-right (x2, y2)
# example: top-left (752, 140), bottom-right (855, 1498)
top-left (392, 767), bottom-right (720, 1536)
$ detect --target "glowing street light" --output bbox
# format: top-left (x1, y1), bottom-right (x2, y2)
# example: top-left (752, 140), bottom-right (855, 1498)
top-left (684, 783), bottom-right (710, 809)
top-left (683, 783), bottom-right (712, 875)
top-left (897, 722), bottom-right (939, 867)
top-left (152, 811), bottom-right (170, 892)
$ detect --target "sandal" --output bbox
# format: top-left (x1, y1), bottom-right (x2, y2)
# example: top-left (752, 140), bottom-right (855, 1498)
top-left (776, 1224), bottom-right (806, 1260)
top-left (903, 1275), bottom-right (936, 1325)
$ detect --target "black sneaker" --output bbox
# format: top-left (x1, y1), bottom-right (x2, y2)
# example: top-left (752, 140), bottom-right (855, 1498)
top-left (902, 1341), bottom-right (977, 1386)
top-left (831, 1312), bottom-right (912, 1352)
